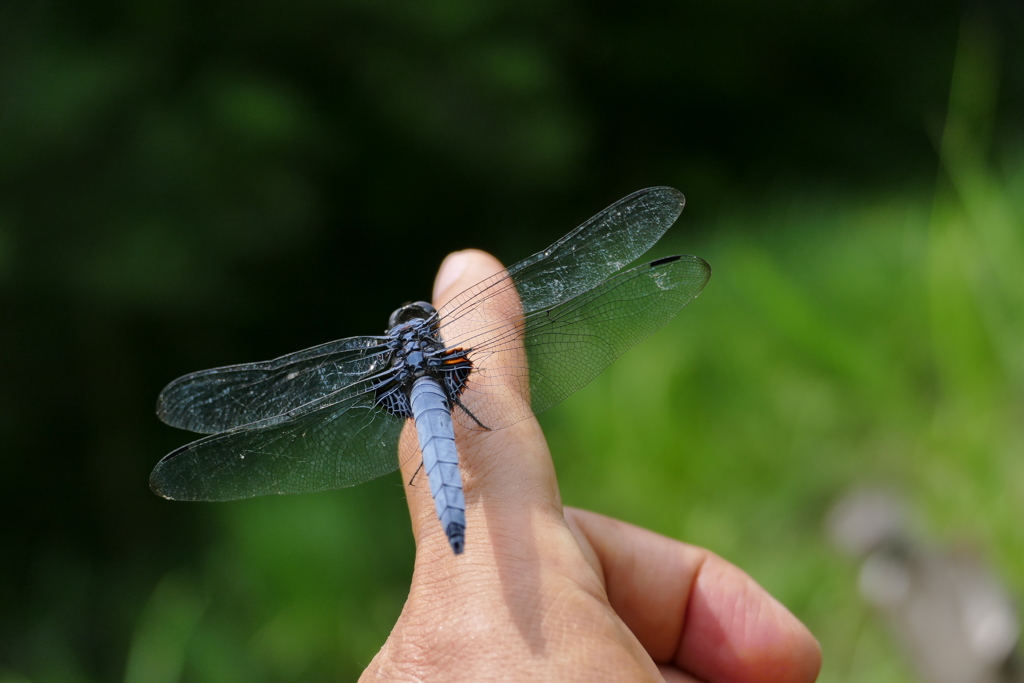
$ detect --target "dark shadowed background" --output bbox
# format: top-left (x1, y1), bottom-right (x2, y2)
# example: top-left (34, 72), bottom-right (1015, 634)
top-left (2, 1), bottom-right (1023, 681)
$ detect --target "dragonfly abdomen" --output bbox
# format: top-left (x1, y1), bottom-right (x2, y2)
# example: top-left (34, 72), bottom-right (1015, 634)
top-left (410, 376), bottom-right (466, 554)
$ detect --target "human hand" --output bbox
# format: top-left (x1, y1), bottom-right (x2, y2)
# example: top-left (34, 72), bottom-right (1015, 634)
top-left (362, 249), bottom-right (821, 682)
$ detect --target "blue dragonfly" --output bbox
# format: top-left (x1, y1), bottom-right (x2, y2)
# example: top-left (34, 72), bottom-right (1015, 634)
top-left (151, 187), bottom-right (711, 554)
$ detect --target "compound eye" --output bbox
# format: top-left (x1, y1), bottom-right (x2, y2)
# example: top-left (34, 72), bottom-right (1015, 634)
top-left (387, 301), bottom-right (437, 330)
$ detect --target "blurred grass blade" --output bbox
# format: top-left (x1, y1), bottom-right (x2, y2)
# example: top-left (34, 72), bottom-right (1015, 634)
top-left (930, 13), bottom-right (1024, 406)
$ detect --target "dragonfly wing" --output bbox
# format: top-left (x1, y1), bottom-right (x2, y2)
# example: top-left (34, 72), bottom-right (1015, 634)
top-left (452, 254), bottom-right (711, 431)
top-left (157, 335), bottom-right (391, 434)
top-left (151, 386), bottom-right (406, 501)
top-left (437, 187), bottom-right (685, 348)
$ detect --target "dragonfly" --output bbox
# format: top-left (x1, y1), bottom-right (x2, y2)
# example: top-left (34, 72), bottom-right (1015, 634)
top-left (151, 187), bottom-right (711, 554)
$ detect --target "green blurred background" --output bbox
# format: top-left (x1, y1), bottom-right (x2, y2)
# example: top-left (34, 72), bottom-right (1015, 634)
top-left (2, 0), bottom-right (1023, 681)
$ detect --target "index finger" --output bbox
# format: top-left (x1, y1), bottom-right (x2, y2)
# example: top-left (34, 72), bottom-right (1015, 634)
top-left (397, 249), bottom-right (566, 561)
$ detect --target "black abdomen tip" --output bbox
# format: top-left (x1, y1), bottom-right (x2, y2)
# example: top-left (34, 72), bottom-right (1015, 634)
top-left (446, 523), bottom-right (466, 555)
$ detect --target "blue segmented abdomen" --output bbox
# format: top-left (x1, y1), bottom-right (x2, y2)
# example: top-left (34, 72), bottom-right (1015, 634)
top-left (410, 376), bottom-right (466, 554)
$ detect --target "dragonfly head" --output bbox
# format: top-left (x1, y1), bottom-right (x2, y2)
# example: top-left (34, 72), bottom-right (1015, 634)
top-left (387, 301), bottom-right (437, 331)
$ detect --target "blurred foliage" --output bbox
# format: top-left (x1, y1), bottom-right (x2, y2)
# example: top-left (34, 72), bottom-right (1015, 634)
top-left (1, 0), bottom-right (1023, 681)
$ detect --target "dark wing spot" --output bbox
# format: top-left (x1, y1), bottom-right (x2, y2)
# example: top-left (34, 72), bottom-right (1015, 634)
top-left (649, 255), bottom-right (681, 268)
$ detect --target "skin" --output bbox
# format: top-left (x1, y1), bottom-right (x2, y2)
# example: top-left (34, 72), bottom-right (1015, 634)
top-left (362, 249), bottom-right (822, 683)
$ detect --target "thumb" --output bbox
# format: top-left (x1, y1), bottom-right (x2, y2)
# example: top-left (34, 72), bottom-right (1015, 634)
top-left (397, 249), bottom-right (565, 562)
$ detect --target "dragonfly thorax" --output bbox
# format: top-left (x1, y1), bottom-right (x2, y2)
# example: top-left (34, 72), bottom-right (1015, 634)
top-left (373, 302), bottom-right (473, 419)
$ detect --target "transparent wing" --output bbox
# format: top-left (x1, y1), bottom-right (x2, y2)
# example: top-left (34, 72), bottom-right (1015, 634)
top-left (150, 384), bottom-right (406, 501)
top-left (157, 335), bottom-right (391, 434)
top-left (437, 186), bottom-right (685, 347)
top-left (150, 187), bottom-right (707, 503)
top-left (451, 255), bottom-right (711, 432)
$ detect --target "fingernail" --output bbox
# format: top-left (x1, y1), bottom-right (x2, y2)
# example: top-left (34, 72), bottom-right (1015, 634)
top-left (433, 251), bottom-right (470, 302)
